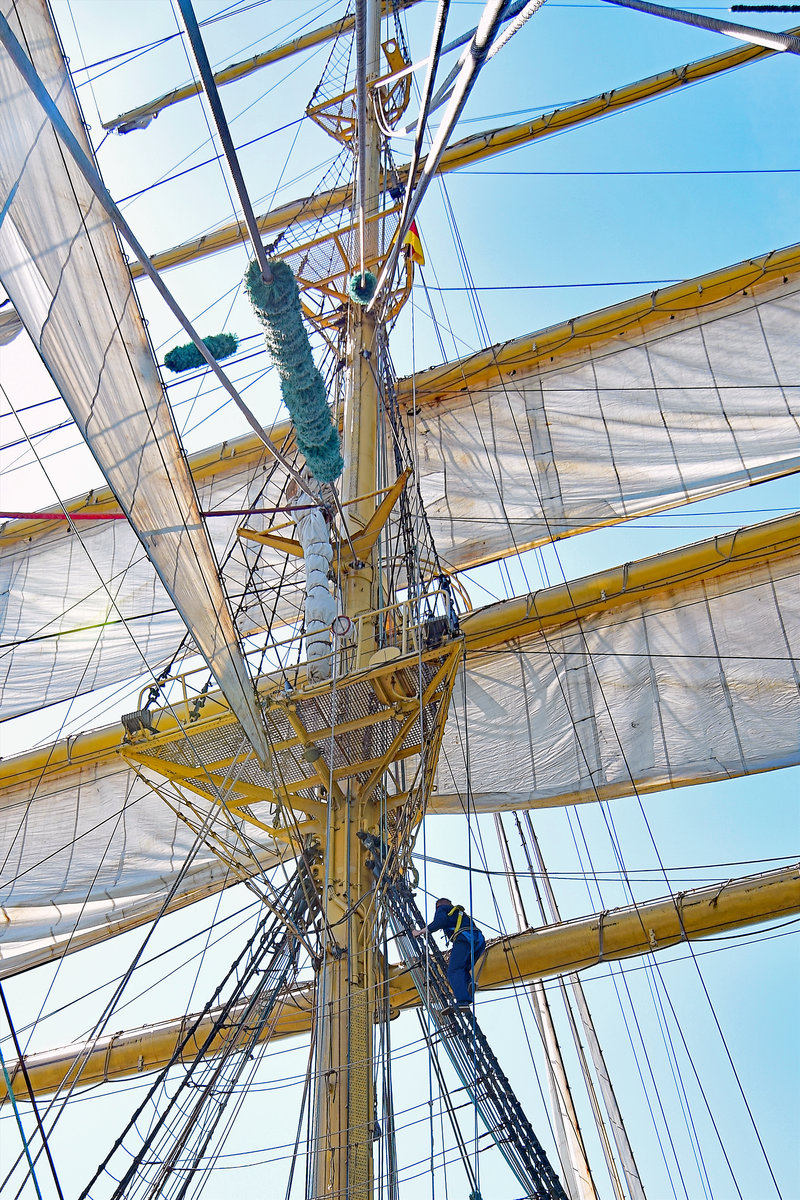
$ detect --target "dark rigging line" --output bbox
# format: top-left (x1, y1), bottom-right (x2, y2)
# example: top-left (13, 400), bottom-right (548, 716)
top-left (0, 984), bottom-right (65, 1200)
top-left (423, 153), bottom-right (775, 1199)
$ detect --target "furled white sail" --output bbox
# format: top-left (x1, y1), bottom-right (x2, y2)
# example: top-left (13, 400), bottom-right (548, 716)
top-left (433, 518), bottom-right (800, 813)
top-left (0, 748), bottom-right (285, 978)
top-left (0, 0), bottom-right (269, 760)
top-left (3, 516), bottom-right (798, 973)
top-left (405, 250), bottom-right (800, 570)
top-left (0, 449), bottom-right (305, 720)
top-left (2, 251), bottom-right (797, 722)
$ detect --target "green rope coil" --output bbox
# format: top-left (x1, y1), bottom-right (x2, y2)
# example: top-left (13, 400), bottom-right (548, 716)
top-left (347, 270), bottom-right (377, 306)
top-left (163, 332), bottom-right (238, 373)
top-left (245, 259), bottom-right (343, 483)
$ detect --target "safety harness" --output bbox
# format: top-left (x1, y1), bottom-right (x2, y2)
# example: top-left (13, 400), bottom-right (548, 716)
top-left (447, 905), bottom-right (471, 942)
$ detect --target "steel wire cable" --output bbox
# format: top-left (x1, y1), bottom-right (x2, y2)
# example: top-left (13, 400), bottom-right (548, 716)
top-left (364, 839), bottom-right (569, 1198)
top-left (81, 868), bottom-right (312, 1198)
top-left (423, 141), bottom-right (789, 1195)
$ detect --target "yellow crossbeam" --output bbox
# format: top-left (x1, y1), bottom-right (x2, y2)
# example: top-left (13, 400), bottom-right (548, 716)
top-left (102, 0), bottom-right (423, 132)
top-left (3, 512), bottom-right (797, 792)
top-left (4, 862), bottom-right (795, 1102)
top-left (129, 35), bottom-right (798, 278)
top-left (460, 509), bottom-right (800, 652)
top-left (400, 241), bottom-right (800, 402)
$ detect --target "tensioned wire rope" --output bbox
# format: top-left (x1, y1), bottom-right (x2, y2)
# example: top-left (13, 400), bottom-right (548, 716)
top-left (0, 1010), bottom-right (468, 1134)
top-left (0, 387), bottom-right (224, 943)
top-left (5, 7), bottom-right (301, 723)
top-left (426, 689), bottom-right (597, 1191)
top-left (413, 848), bottom-right (800, 881)
top-left (404, 83), bottom-right (783, 1192)
top-left (560, 808), bottom-right (710, 1199)
top-left (130, 806), bottom-right (270, 1163)
top-left (429, 180), bottom-right (786, 1200)
top-left (286, 14), bottom-right (475, 1160)
top-left (5, 763), bottom-right (311, 1200)
top-left (4, 9), bottom-right (786, 1200)
top-left (101, 12), bottom-right (340, 227)
top-left (458, 651), bottom-right (574, 1192)
top-left (426, 731), bottom-right (693, 1200)
top-left (64, 0), bottom-right (292, 87)
top-left (422, 300), bottom-right (753, 1200)
top-left (139, 2), bottom-right (412, 1051)
top-left (360, 299), bottom-right (518, 1188)
top-left (79, 870), bottom-right (315, 1200)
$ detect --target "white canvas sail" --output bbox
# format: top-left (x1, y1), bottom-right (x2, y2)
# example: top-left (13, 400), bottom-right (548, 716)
top-left (0, 748), bottom-right (285, 978)
top-left (405, 249), bottom-right (800, 569)
top-left (3, 250), bottom-right (798, 720)
top-left (0, 442), bottom-right (305, 720)
top-left (0, 0), bottom-right (269, 761)
top-left (434, 516), bottom-right (800, 813)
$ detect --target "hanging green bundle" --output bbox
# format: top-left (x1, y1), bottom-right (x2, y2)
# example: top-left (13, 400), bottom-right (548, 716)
top-left (245, 259), bottom-right (343, 483)
top-left (163, 332), bottom-right (238, 373)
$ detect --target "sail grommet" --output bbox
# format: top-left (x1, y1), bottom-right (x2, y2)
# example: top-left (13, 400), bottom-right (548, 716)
top-left (347, 270), bottom-right (377, 306)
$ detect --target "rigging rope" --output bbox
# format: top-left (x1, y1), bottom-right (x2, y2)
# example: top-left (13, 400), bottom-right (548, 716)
top-left (80, 862), bottom-right (315, 1199)
top-left (425, 119), bottom-right (786, 1190)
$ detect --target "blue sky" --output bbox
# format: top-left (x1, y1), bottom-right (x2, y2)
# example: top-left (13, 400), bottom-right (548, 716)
top-left (1, 2), bottom-right (798, 1197)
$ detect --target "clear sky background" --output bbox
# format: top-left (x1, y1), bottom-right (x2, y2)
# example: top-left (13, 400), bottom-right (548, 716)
top-left (0, 1), bottom-right (798, 1197)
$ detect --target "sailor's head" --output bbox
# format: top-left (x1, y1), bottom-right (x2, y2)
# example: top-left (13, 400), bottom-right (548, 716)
top-left (435, 897), bottom-right (452, 909)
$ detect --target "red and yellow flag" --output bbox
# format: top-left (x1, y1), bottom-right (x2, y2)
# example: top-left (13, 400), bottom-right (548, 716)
top-left (402, 220), bottom-right (425, 266)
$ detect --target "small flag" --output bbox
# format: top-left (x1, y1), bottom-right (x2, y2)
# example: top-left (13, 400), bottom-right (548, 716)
top-left (402, 220), bottom-right (425, 266)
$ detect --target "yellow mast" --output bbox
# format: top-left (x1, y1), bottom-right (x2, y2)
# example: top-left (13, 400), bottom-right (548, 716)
top-left (311, 3), bottom-right (383, 1195)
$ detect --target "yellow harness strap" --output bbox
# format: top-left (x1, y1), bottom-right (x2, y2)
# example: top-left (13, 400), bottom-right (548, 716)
top-left (448, 905), bottom-right (465, 941)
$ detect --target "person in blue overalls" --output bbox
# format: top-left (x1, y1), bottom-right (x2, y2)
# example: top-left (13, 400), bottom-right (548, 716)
top-left (414, 898), bottom-right (486, 1009)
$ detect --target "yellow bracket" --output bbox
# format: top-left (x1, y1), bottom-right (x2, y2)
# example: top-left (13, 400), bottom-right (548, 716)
top-left (333, 468), bottom-right (411, 572)
top-left (237, 527), bottom-right (304, 557)
top-left (237, 468), bottom-right (411, 570)
top-left (306, 38), bottom-right (411, 145)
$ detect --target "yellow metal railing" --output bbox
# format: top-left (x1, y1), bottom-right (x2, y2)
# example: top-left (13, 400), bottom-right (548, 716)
top-left (130, 588), bottom-right (455, 718)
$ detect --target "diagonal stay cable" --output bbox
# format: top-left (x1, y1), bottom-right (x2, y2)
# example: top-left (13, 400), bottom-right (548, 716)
top-left (175, 0), bottom-right (274, 285)
top-left (0, 11), bottom-right (305, 491)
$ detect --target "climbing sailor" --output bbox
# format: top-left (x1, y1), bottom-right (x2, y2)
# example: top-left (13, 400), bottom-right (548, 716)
top-left (414, 898), bottom-right (486, 1009)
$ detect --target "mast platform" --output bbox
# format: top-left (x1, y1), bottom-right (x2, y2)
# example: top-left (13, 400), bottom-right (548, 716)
top-left (120, 598), bottom-right (462, 873)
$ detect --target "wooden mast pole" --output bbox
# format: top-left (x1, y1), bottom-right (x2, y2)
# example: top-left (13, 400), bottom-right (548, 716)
top-left (311, 1), bottom-right (384, 1196)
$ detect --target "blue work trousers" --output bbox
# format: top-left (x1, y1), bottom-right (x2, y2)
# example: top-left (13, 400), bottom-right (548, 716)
top-left (447, 929), bottom-right (486, 1004)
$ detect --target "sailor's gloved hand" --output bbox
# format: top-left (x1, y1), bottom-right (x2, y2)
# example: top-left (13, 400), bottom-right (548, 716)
top-left (411, 928), bottom-right (425, 937)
